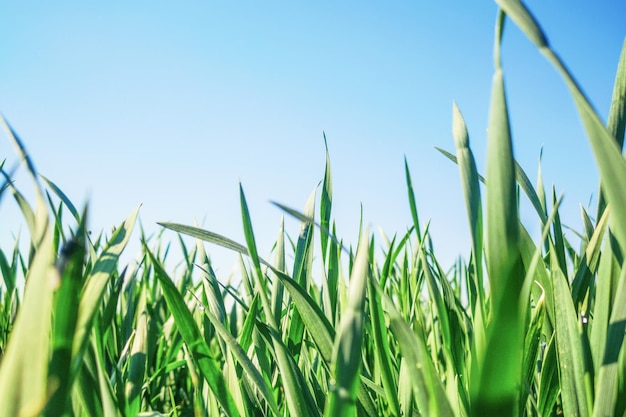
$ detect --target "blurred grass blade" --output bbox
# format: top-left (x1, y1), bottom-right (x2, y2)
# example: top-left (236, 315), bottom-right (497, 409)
top-left (41, 174), bottom-right (81, 223)
top-left (125, 285), bottom-right (148, 417)
top-left (471, 10), bottom-right (524, 416)
top-left (597, 38), bottom-right (626, 218)
top-left (0, 114), bottom-right (43, 198)
top-left (0, 225), bottom-right (55, 416)
top-left (497, 1), bottom-right (626, 252)
top-left (593, 264), bottom-right (626, 417)
top-left (72, 207), bottom-right (140, 371)
top-left (44, 211), bottom-right (88, 417)
top-left (0, 129), bottom-right (53, 417)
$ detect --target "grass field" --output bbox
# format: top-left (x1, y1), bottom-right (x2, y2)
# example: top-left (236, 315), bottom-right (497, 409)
top-left (1, 2), bottom-right (626, 416)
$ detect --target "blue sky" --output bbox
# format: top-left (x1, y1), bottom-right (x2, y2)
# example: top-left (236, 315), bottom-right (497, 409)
top-left (1, 1), bottom-right (625, 276)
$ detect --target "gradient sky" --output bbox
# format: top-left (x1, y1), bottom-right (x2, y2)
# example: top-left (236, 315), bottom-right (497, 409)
top-left (1, 1), bottom-right (625, 277)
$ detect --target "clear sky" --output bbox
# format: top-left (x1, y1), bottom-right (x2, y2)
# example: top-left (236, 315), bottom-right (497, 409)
top-left (1, 1), bottom-right (625, 277)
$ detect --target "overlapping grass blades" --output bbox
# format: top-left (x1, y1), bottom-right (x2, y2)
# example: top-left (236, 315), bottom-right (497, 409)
top-left (1, 1), bottom-right (625, 416)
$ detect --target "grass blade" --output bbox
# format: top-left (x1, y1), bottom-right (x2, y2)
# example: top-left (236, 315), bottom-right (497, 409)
top-left (471, 10), bottom-right (524, 416)
top-left (147, 246), bottom-right (241, 417)
top-left (324, 229), bottom-right (369, 417)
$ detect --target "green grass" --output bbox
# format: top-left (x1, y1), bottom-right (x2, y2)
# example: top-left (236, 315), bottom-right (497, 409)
top-left (1, 2), bottom-right (626, 416)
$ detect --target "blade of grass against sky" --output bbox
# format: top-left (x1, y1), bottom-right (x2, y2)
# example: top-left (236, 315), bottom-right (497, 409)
top-left (471, 10), bottom-right (525, 416)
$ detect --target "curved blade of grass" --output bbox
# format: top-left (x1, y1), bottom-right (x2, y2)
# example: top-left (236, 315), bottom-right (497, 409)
top-left (5, 183), bottom-right (37, 248)
top-left (159, 222), bottom-right (252, 261)
top-left (324, 229), bottom-right (369, 417)
top-left (201, 302), bottom-right (281, 415)
top-left (1, 114), bottom-right (43, 197)
top-left (41, 174), bottom-right (80, 222)
top-left (496, 1), bottom-right (626, 256)
top-left (146, 246), bottom-right (241, 417)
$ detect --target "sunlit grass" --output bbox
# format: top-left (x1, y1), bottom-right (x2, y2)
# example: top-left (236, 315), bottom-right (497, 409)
top-left (1, 2), bottom-right (625, 416)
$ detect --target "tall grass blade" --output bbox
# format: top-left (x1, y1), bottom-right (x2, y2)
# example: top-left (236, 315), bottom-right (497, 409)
top-left (367, 242), bottom-right (401, 417)
top-left (147, 247), bottom-right (241, 417)
top-left (451, 101), bottom-right (485, 312)
top-left (593, 265), bottom-right (626, 417)
top-left (324, 229), bottom-right (369, 417)
top-left (238, 185), bottom-right (319, 417)
top-left (321, 133), bottom-right (333, 262)
top-left (404, 158), bottom-right (422, 240)
top-left (551, 251), bottom-right (592, 417)
top-left (471, 10), bottom-right (524, 416)
top-left (124, 284), bottom-right (148, 417)
top-left (44, 212), bottom-right (88, 417)
top-left (0, 225), bottom-right (55, 416)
